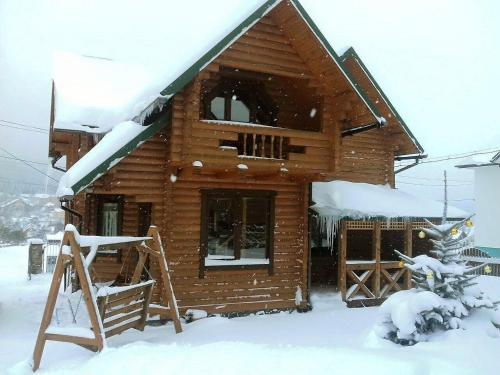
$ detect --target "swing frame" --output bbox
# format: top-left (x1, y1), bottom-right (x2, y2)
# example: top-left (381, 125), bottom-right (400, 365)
top-left (32, 225), bottom-right (182, 372)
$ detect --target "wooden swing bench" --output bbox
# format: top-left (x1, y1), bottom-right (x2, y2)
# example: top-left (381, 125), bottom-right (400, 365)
top-left (32, 225), bottom-right (182, 372)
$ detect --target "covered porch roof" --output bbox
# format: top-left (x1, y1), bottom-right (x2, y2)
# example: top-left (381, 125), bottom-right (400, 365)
top-left (311, 180), bottom-right (468, 221)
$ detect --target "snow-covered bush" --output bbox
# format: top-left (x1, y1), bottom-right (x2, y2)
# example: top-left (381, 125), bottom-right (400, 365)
top-left (375, 217), bottom-right (497, 345)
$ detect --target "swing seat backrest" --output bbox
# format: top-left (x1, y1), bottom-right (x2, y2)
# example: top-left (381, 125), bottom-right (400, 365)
top-left (96, 280), bottom-right (155, 338)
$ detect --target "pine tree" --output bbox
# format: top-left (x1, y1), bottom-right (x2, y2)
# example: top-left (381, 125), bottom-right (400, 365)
top-left (376, 217), bottom-right (497, 345)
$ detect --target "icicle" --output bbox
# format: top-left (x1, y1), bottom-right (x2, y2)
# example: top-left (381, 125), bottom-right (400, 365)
top-left (319, 215), bottom-right (341, 253)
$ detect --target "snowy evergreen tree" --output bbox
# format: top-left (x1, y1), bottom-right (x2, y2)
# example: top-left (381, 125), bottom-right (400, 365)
top-left (375, 217), bottom-right (497, 345)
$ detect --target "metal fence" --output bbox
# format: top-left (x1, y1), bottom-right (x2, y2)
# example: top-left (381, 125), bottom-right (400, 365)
top-left (44, 239), bottom-right (61, 273)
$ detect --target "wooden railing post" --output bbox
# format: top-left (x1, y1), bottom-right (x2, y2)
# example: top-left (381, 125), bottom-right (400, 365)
top-left (338, 221), bottom-right (347, 301)
top-left (372, 222), bottom-right (381, 298)
top-left (404, 222), bottom-right (413, 289)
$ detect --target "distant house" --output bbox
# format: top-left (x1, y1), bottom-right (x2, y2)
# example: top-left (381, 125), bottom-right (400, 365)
top-left (457, 151), bottom-right (500, 257)
top-left (48, 0), bottom-right (466, 312)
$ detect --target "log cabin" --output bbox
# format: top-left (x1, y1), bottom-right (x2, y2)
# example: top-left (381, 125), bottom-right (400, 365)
top-left (49, 0), bottom-right (466, 313)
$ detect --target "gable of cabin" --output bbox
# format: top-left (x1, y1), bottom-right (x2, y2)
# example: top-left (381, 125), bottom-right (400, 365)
top-left (165, 1), bottom-right (398, 185)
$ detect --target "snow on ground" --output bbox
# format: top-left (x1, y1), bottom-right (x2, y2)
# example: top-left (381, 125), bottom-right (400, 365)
top-left (1, 245), bottom-right (500, 374)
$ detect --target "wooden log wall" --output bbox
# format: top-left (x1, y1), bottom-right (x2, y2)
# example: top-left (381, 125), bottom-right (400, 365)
top-left (162, 173), bottom-right (308, 314)
top-left (336, 129), bottom-right (395, 186)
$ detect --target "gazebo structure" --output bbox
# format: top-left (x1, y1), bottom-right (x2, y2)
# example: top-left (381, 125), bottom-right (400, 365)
top-left (310, 180), bottom-right (468, 307)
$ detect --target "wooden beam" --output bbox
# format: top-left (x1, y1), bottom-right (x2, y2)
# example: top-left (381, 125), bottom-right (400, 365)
top-left (338, 221), bottom-right (347, 301)
top-left (404, 222), bottom-right (413, 289)
top-left (372, 222), bottom-right (381, 298)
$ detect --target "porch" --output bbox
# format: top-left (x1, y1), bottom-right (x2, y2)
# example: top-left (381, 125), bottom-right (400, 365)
top-left (337, 220), bottom-right (431, 307)
top-left (310, 180), bottom-right (468, 307)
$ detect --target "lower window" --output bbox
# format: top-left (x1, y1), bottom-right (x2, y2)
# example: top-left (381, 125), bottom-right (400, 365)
top-left (97, 195), bottom-right (123, 236)
top-left (200, 189), bottom-right (275, 272)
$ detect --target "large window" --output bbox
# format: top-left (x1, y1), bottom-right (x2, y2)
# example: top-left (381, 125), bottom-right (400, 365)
top-left (200, 190), bottom-right (275, 274)
top-left (202, 76), bottom-right (277, 126)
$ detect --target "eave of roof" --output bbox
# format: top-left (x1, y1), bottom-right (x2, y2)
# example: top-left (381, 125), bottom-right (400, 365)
top-left (340, 47), bottom-right (424, 154)
top-left (69, 110), bottom-right (171, 196)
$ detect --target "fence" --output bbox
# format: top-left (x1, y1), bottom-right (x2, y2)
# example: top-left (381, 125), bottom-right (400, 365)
top-left (27, 233), bottom-right (63, 274)
top-left (44, 239), bottom-right (61, 273)
top-left (462, 247), bottom-right (500, 277)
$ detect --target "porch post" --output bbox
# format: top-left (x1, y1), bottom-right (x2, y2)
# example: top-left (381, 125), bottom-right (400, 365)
top-left (338, 221), bottom-right (347, 301)
top-left (372, 222), bottom-right (381, 298)
top-left (404, 222), bottom-right (413, 289)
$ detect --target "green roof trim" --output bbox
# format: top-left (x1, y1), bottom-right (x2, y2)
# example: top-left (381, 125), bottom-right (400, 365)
top-left (340, 47), bottom-right (424, 154)
top-left (160, 0), bottom-right (280, 97)
top-left (71, 111), bottom-right (171, 195)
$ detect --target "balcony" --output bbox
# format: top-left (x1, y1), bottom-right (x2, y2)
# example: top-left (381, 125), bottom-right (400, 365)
top-left (190, 120), bottom-right (332, 174)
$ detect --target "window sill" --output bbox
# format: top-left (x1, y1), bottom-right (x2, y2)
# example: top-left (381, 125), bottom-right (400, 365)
top-left (204, 258), bottom-right (269, 267)
top-left (201, 258), bottom-right (272, 276)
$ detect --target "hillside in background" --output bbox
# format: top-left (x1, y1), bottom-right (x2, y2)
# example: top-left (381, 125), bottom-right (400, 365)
top-left (0, 193), bottom-right (64, 244)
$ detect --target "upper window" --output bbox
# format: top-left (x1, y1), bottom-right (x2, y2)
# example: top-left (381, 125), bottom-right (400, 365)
top-left (200, 190), bottom-right (275, 273)
top-left (203, 77), bottom-right (277, 126)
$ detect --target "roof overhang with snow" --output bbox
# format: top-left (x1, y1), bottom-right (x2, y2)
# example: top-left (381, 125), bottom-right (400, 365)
top-left (311, 180), bottom-right (468, 221)
top-left (456, 150), bottom-right (500, 169)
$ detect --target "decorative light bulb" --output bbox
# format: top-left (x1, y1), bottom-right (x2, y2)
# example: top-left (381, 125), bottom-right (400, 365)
top-left (451, 228), bottom-right (458, 236)
top-left (418, 231), bottom-right (426, 239)
top-left (485, 265), bottom-right (492, 274)
top-left (398, 260), bottom-right (405, 268)
top-left (426, 272), bottom-right (434, 280)
top-left (465, 220), bottom-right (473, 228)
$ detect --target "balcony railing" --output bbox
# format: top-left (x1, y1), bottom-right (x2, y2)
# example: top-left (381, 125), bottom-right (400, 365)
top-left (192, 120), bottom-right (331, 172)
top-left (221, 133), bottom-right (305, 160)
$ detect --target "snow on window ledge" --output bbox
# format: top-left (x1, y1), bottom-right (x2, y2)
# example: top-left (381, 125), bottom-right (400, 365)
top-left (204, 257), bottom-right (270, 267)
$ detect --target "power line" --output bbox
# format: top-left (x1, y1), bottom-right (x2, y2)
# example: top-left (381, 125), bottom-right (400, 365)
top-left (0, 118), bottom-right (48, 132)
top-left (0, 146), bottom-right (58, 183)
top-left (396, 148), bottom-right (500, 167)
top-left (0, 177), bottom-right (57, 188)
top-left (397, 175), bottom-right (472, 183)
top-left (0, 155), bottom-right (49, 166)
top-left (397, 181), bottom-right (473, 187)
top-left (0, 123), bottom-right (48, 134)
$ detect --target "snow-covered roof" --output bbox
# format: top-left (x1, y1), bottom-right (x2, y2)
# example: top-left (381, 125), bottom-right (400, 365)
top-left (56, 121), bottom-right (154, 197)
top-left (311, 180), bottom-right (468, 220)
top-left (52, 0), bottom-right (387, 135)
top-left (52, 0), bottom-right (277, 133)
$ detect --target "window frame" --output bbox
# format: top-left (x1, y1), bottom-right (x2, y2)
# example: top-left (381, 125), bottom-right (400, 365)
top-left (199, 189), bottom-right (276, 277)
top-left (94, 195), bottom-right (124, 262)
top-left (202, 79), bottom-right (278, 126)
top-left (96, 195), bottom-right (124, 237)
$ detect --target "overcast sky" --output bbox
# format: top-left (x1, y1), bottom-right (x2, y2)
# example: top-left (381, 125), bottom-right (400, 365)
top-left (1, 0), bottom-right (499, 211)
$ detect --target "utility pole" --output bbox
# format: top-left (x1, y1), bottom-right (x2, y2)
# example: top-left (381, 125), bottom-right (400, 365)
top-left (442, 170), bottom-right (448, 224)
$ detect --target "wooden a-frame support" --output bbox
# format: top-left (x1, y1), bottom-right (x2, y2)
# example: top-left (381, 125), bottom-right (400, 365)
top-left (32, 225), bottom-right (182, 372)
top-left (132, 226), bottom-right (183, 334)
